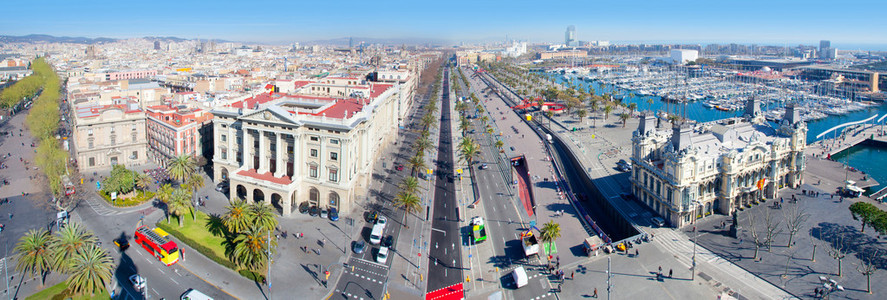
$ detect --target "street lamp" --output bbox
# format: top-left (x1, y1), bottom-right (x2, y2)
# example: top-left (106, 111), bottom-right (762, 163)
top-left (689, 200), bottom-right (702, 281)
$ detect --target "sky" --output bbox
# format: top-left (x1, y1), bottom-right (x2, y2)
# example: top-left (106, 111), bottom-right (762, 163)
top-left (2, 0), bottom-right (886, 48)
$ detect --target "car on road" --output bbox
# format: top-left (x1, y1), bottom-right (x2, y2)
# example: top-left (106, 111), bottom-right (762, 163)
top-left (510, 146), bottom-right (515, 151)
top-left (376, 246), bottom-right (389, 264)
top-left (215, 181), bottom-right (229, 192)
top-left (370, 223), bottom-right (384, 245)
top-left (320, 208), bottom-right (329, 219)
top-left (479, 163), bottom-right (488, 170)
top-left (181, 289), bottom-right (213, 300)
top-left (329, 208), bottom-right (339, 221)
top-left (129, 274), bottom-right (146, 290)
top-left (381, 235), bottom-right (394, 248)
top-left (353, 241), bottom-right (366, 254)
top-left (375, 215), bottom-right (387, 228)
top-left (114, 237), bottom-right (130, 251)
top-left (650, 217), bottom-right (666, 227)
top-left (298, 202), bottom-right (310, 214)
top-left (309, 206), bottom-right (319, 217)
top-left (395, 164), bottom-right (404, 171)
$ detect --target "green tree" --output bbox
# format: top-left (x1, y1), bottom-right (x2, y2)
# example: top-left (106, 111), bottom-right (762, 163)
top-left (135, 174), bottom-right (153, 191)
top-left (14, 229), bottom-right (53, 284)
top-left (156, 183), bottom-right (175, 223)
top-left (223, 199), bottom-right (251, 234)
top-left (495, 140), bottom-right (505, 150)
top-left (231, 226), bottom-right (276, 272)
top-left (576, 109), bottom-right (587, 122)
top-left (248, 201), bottom-right (278, 232)
top-left (539, 221), bottom-right (561, 259)
top-left (400, 176), bottom-right (420, 195)
top-left (408, 154), bottom-right (427, 177)
top-left (458, 137), bottom-right (482, 167)
top-left (185, 173), bottom-right (205, 220)
top-left (393, 192), bottom-right (422, 229)
top-left (849, 202), bottom-right (882, 233)
top-left (65, 244), bottom-right (114, 296)
top-left (627, 103), bottom-right (638, 116)
top-left (603, 105), bottom-right (614, 120)
top-left (618, 113), bottom-right (631, 128)
top-left (166, 154), bottom-right (196, 183)
top-left (50, 222), bottom-right (97, 274)
top-left (168, 188), bottom-right (192, 227)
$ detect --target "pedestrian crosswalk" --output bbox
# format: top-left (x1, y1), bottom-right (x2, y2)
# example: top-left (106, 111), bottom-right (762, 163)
top-left (82, 195), bottom-right (152, 216)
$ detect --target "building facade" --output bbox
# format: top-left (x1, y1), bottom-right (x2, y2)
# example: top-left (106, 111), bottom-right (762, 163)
top-left (72, 102), bottom-right (149, 171)
top-left (211, 80), bottom-right (410, 216)
top-left (146, 105), bottom-right (213, 166)
top-left (630, 100), bottom-right (807, 227)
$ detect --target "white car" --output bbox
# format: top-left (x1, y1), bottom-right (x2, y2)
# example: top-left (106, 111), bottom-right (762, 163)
top-left (376, 246), bottom-right (389, 264)
top-left (129, 274), bottom-right (146, 290)
top-left (376, 215), bottom-right (387, 228)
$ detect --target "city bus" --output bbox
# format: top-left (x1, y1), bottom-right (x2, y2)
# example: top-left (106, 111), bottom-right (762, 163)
top-left (134, 225), bottom-right (180, 266)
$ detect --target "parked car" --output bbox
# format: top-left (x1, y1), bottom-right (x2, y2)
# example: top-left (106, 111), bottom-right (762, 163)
top-left (329, 208), bottom-right (339, 221)
top-left (129, 274), bottom-right (146, 290)
top-left (353, 241), bottom-right (366, 254)
top-left (114, 237), bottom-right (130, 251)
top-left (320, 208), bottom-right (329, 219)
top-left (395, 164), bottom-right (404, 171)
top-left (479, 163), bottom-right (489, 170)
top-left (376, 246), bottom-right (390, 264)
top-left (298, 202), bottom-right (310, 214)
top-left (365, 211), bottom-right (379, 223)
top-left (309, 206), bottom-right (319, 217)
top-left (381, 235), bottom-right (394, 248)
top-left (376, 215), bottom-right (388, 228)
top-left (650, 217), bottom-right (666, 227)
top-left (215, 181), bottom-right (229, 192)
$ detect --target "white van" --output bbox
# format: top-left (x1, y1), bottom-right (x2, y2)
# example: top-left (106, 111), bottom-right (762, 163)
top-left (369, 223), bottom-right (384, 245)
top-left (512, 266), bottom-right (528, 288)
top-left (181, 289), bottom-right (213, 300)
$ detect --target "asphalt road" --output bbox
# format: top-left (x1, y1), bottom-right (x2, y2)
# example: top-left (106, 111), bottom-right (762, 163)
top-left (425, 67), bottom-right (463, 293)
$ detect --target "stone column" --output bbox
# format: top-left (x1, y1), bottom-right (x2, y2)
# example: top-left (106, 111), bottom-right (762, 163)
top-left (291, 134), bottom-right (299, 178)
top-left (242, 128), bottom-right (252, 169)
top-left (283, 191), bottom-right (293, 216)
top-left (227, 125), bottom-right (234, 164)
top-left (258, 130), bottom-right (268, 173)
top-left (275, 132), bottom-right (284, 177)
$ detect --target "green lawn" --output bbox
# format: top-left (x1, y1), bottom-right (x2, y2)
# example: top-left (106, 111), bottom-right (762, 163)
top-left (26, 281), bottom-right (110, 300)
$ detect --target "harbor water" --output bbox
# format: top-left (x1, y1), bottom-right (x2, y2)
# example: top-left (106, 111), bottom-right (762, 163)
top-left (544, 73), bottom-right (887, 193)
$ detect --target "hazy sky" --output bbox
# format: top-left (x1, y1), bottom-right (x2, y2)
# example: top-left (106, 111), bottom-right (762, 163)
top-left (3, 0), bottom-right (886, 47)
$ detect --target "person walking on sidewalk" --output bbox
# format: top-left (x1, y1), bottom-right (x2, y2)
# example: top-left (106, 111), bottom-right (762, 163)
top-left (593, 288), bottom-right (598, 298)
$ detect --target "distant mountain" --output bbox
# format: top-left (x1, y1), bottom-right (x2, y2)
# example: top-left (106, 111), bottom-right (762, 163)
top-left (0, 34), bottom-right (118, 44)
top-left (305, 37), bottom-right (452, 47)
top-left (0, 34), bottom-right (232, 44)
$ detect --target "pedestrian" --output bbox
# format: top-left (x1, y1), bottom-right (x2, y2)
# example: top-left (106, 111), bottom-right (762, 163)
top-left (571, 271), bottom-right (574, 280)
top-left (635, 249), bottom-right (639, 257)
top-left (658, 266), bottom-right (662, 275)
top-left (669, 269), bottom-right (673, 278)
top-left (593, 287), bottom-right (598, 298)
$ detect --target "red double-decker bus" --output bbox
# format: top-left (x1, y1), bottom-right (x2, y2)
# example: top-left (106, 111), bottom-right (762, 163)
top-left (133, 225), bottom-right (180, 266)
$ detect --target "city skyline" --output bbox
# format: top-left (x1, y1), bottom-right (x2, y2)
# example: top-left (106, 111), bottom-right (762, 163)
top-left (2, 0), bottom-right (887, 49)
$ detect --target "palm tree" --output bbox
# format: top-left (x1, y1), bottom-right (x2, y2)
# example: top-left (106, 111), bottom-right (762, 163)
top-left (14, 229), bottom-right (53, 284)
top-left (480, 115), bottom-right (489, 125)
top-left (231, 226), bottom-right (276, 272)
top-left (400, 176), bottom-right (419, 195)
top-left (135, 174), bottom-right (152, 191)
top-left (668, 114), bottom-right (681, 124)
top-left (539, 221), bottom-right (562, 260)
top-left (223, 199), bottom-right (251, 234)
top-left (185, 173), bottom-right (204, 220)
top-left (408, 154), bottom-right (427, 177)
top-left (459, 117), bottom-right (471, 134)
top-left (544, 110), bottom-right (554, 127)
top-left (65, 244), bottom-right (114, 296)
top-left (393, 192), bottom-right (422, 228)
top-left (646, 97), bottom-right (654, 111)
top-left (166, 154), bottom-right (196, 183)
top-left (618, 113), bottom-right (631, 128)
top-left (156, 183), bottom-right (175, 223)
top-left (486, 127), bottom-right (494, 135)
top-left (458, 138), bottom-right (482, 168)
top-left (167, 188), bottom-right (192, 227)
top-left (576, 109), bottom-right (587, 124)
top-left (50, 222), bottom-right (97, 274)
top-left (627, 103), bottom-right (638, 116)
top-left (248, 201), bottom-right (278, 232)
top-left (495, 140), bottom-right (505, 150)
top-left (603, 105), bottom-right (613, 120)
top-left (413, 137), bottom-right (432, 154)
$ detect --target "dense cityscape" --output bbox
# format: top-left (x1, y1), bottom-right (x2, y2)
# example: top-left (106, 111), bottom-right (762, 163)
top-left (2, 2), bottom-right (887, 300)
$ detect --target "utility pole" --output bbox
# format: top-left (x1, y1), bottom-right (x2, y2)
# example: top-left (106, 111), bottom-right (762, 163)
top-left (267, 230), bottom-right (272, 295)
top-left (5, 242), bottom-right (9, 300)
top-left (606, 256), bottom-right (613, 300)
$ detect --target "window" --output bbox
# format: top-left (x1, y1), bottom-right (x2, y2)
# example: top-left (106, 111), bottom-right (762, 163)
top-left (88, 129), bottom-right (93, 136)
top-left (220, 149), bottom-right (227, 159)
top-left (330, 152), bottom-right (338, 161)
top-left (131, 124), bottom-right (137, 131)
top-left (310, 149), bottom-right (318, 157)
top-left (330, 139), bottom-right (339, 144)
top-left (88, 157), bottom-right (95, 167)
top-left (110, 135), bottom-right (116, 145)
top-left (88, 138), bottom-right (94, 149)
top-left (132, 132), bottom-right (137, 142)
top-left (329, 169), bottom-right (338, 182)
top-left (309, 165), bottom-right (318, 178)
top-left (132, 151), bottom-right (138, 159)
top-left (110, 127), bottom-right (115, 134)
top-left (310, 136), bottom-right (319, 142)
top-left (221, 134), bottom-right (227, 142)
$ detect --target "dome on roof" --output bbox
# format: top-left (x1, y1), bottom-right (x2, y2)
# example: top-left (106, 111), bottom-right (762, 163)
top-left (761, 66), bottom-right (772, 72)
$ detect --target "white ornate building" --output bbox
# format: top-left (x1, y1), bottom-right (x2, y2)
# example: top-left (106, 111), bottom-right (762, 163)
top-left (211, 76), bottom-right (414, 216)
top-left (630, 99), bottom-right (807, 227)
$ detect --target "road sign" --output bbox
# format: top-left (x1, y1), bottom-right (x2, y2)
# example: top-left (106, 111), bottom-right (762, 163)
top-left (426, 169), bottom-right (433, 175)
top-left (456, 168), bottom-right (462, 174)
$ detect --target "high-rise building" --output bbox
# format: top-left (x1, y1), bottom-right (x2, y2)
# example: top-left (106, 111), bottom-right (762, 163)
top-left (154, 41), bottom-right (161, 50)
top-left (819, 40), bottom-right (831, 59)
top-left (565, 25), bottom-right (576, 47)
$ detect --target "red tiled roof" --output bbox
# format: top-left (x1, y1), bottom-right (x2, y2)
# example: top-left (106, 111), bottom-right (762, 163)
top-left (311, 98), bottom-right (367, 119)
top-left (293, 80), bottom-right (312, 89)
top-left (236, 169), bottom-right (292, 185)
top-left (370, 83), bottom-right (393, 98)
